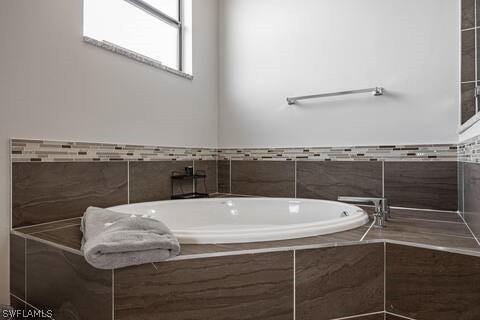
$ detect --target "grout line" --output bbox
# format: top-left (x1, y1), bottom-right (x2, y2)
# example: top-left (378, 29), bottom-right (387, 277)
top-left (293, 250), bottom-right (296, 320)
top-left (459, 213), bottom-right (480, 246)
top-left (388, 206), bottom-right (458, 214)
top-left (112, 269), bottom-right (115, 320)
top-left (476, 0), bottom-right (479, 115)
top-left (360, 219), bottom-right (376, 241)
top-left (28, 223), bottom-right (82, 236)
top-left (385, 311), bottom-right (417, 320)
top-left (382, 161), bottom-right (385, 197)
top-left (24, 237), bottom-right (27, 304)
top-left (387, 216), bottom-right (464, 225)
top-left (192, 160), bottom-right (196, 193)
top-left (476, 0), bottom-right (478, 90)
top-left (14, 216), bottom-right (82, 230)
top-left (384, 241), bottom-right (386, 313)
top-left (9, 139), bottom-right (13, 231)
top-left (10, 294), bottom-right (45, 314)
top-left (11, 230), bottom-right (83, 256)
top-left (462, 26), bottom-right (479, 31)
top-left (330, 311), bottom-right (384, 320)
top-left (229, 159), bottom-right (232, 194)
top-left (294, 160), bottom-right (297, 198)
top-left (462, 162), bottom-right (465, 216)
top-left (127, 161), bottom-right (130, 204)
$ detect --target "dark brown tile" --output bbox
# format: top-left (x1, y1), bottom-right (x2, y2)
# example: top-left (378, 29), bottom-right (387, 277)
top-left (297, 161), bottom-right (382, 201)
top-left (464, 162), bottom-right (480, 238)
top-left (385, 313), bottom-right (406, 320)
top-left (477, 0), bottom-right (480, 26)
top-left (14, 218), bottom-right (82, 235)
top-left (129, 161), bottom-right (193, 203)
top-left (461, 83), bottom-right (476, 124)
top-left (368, 229), bottom-right (479, 252)
top-left (114, 252), bottom-right (293, 320)
top-left (181, 226), bottom-right (368, 256)
top-left (10, 294), bottom-right (26, 311)
top-left (478, 32), bottom-right (480, 82)
top-left (10, 235), bottom-right (25, 300)
top-left (384, 218), bottom-right (471, 238)
top-left (12, 162), bottom-right (128, 228)
top-left (384, 162), bottom-right (458, 211)
top-left (386, 243), bottom-right (480, 320)
top-left (350, 313), bottom-right (385, 320)
top-left (462, 29), bottom-right (476, 82)
top-left (364, 217), bottom-right (479, 252)
top-left (217, 160), bottom-right (231, 193)
top-left (387, 207), bottom-right (462, 223)
top-left (296, 243), bottom-right (384, 320)
top-left (459, 161), bottom-right (465, 213)
top-left (27, 240), bottom-right (112, 320)
top-left (193, 160), bottom-right (217, 194)
top-left (231, 161), bottom-right (295, 197)
top-left (33, 225), bottom-right (83, 251)
top-left (462, 0), bottom-right (475, 29)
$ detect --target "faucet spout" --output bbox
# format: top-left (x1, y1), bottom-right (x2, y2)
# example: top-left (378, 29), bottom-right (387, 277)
top-left (337, 196), bottom-right (389, 227)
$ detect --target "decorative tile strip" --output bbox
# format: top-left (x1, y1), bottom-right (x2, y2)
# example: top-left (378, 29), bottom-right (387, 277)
top-left (11, 139), bottom-right (459, 163)
top-left (459, 134), bottom-right (480, 163)
top-left (218, 144), bottom-right (458, 162)
top-left (83, 36), bottom-right (194, 80)
top-left (11, 139), bottom-right (217, 162)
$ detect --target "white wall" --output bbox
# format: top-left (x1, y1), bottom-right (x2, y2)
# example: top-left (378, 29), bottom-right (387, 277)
top-left (218, 0), bottom-right (460, 148)
top-left (0, 0), bottom-right (219, 303)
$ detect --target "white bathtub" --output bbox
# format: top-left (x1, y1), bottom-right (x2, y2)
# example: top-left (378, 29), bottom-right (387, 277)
top-left (109, 198), bottom-right (369, 244)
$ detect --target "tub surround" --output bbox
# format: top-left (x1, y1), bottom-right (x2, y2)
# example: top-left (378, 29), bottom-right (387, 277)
top-left (10, 207), bottom-right (480, 320)
top-left (9, 138), bottom-right (480, 319)
top-left (459, 134), bottom-right (480, 240)
top-left (11, 207), bottom-right (480, 259)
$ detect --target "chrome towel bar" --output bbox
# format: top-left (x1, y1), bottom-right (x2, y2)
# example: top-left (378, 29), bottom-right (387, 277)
top-left (286, 87), bottom-right (384, 105)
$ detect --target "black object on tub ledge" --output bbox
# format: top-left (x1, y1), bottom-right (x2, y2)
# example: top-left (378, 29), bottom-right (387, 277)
top-left (170, 169), bottom-right (209, 200)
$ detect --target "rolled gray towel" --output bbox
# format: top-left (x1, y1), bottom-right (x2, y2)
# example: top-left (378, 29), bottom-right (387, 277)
top-left (81, 207), bottom-right (180, 270)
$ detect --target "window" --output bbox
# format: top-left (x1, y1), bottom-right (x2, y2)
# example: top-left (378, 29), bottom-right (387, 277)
top-left (84, 0), bottom-right (191, 74)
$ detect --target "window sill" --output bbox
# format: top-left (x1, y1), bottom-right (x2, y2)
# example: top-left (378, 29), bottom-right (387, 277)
top-left (83, 36), bottom-right (193, 80)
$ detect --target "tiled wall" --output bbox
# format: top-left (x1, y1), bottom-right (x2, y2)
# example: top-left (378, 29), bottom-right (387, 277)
top-left (11, 139), bottom-right (462, 228)
top-left (460, 134), bottom-right (480, 239)
top-left (11, 140), bottom-right (217, 228)
top-left (461, 0), bottom-right (479, 125)
top-left (11, 236), bottom-right (480, 320)
top-left (219, 160), bottom-right (458, 211)
top-left (386, 243), bottom-right (480, 320)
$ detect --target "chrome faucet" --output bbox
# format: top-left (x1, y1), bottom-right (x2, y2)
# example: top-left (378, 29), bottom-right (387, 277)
top-left (337, 196), bottom-right (390, 227)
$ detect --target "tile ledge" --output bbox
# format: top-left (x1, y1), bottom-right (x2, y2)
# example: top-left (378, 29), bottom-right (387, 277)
top-left (11, 228), bottom-right (480, 264)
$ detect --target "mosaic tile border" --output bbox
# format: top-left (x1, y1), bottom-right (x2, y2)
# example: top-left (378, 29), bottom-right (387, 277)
top-left (83, 36), bottom-right (194, 80)
top-left (218, 144), bottom-right (458, 162)
top-left (11, 139), bottom-right (217, 162)
top-left (459, 134), bottom-right (480, 163)
top-left (11, 139), bottom-right (460, 163)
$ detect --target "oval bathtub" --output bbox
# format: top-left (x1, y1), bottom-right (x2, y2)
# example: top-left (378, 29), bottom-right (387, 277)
top-left (108, 198), bottom-right (369, 244)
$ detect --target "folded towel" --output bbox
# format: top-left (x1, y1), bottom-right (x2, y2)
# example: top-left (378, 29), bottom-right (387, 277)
top-left (81, 207), bottom-right (180, 270)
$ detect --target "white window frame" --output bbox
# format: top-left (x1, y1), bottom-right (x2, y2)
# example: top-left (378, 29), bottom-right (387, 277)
top-left (124, 0), bottom-right (185, 72)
